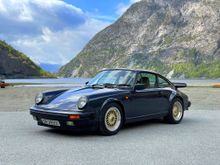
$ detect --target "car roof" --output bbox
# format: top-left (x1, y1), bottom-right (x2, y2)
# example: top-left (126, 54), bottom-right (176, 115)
top-left (101, 68), bottom-right (160, 75)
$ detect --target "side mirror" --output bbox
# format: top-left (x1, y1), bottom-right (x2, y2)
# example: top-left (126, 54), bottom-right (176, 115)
top-left (134, 84), bottom-right (146, 91)
top-left (85, 81), bottom-right (89, 85)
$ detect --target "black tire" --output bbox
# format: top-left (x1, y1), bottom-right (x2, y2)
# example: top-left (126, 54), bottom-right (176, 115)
top-left (99, 103), bottom-right (123, 136)
top-left (164, 98), bottom-right (184, 124)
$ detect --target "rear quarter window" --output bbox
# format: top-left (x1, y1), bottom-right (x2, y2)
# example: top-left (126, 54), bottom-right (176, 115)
top-left (158, 76), bottom-right (172, 88)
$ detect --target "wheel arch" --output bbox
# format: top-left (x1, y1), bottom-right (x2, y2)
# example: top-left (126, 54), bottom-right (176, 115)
top-left (173, 96), bottom-right (184, 109)
top-left (169, 91), bottom-right (184, 105)
top-left (100, 98), bottom-right (126, 124)
top-left (176, 96), bottom-right (184, 103)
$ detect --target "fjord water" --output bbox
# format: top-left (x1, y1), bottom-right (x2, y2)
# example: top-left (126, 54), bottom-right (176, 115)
top-left (4, 78), bottom-right (90, 87)
top-left (4, 78), bottom-right (220, 87)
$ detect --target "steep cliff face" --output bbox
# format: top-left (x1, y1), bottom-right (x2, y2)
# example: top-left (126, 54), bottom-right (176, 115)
top-left (0, 40), bottom-right (52, 78)
top-left (59, 0), bottom-right (220, 78)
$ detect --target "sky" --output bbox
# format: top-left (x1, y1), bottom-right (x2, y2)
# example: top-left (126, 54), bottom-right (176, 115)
top-left (0, 0), bottom-right (140, 65)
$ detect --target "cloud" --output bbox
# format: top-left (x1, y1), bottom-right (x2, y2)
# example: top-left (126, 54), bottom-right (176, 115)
top-left (0, 0), bottom-right (110, 65)
top-left (9, 19), bottom-right (109, 65)
top-left (116, 0), bottom-right (141, 16)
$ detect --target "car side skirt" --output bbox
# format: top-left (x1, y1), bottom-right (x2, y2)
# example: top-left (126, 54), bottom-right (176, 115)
top-left (125, 112), bottom-right (168, 124)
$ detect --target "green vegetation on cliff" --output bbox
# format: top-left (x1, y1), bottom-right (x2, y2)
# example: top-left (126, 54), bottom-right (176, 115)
top-left (0, 40), bottom-right (54, 78)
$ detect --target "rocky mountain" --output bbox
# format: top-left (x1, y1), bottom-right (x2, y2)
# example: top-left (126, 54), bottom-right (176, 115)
top-left (0, 40), bottom-right (52, 78)
top-left (59, 0), bottom-right (220, 78)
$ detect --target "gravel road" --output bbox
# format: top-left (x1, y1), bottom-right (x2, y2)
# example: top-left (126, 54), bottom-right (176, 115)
top-left (0, 110), bottom-right (220, 165)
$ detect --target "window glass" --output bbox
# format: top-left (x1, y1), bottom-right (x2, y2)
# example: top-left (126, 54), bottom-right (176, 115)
top-left (158, 76), bottom-right (171, 88)
top-left (88, 70), bottom-right (136, 86)
top-left (136, 72), bottom-right (156, 88)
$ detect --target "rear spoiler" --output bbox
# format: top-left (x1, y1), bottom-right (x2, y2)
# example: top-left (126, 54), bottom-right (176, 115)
top-left (172, 82), bottom-right (187, 88)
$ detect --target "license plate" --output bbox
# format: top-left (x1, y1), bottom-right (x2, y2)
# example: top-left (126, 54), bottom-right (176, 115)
top-left (41, 118), bottom-right (60, 127)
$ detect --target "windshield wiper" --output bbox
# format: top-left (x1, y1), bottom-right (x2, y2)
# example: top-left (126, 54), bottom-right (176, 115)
top-left (89, 83), bottom-right (131, 88)
top-left (104, 83), bottom-right (131, 88)
top-left (102, 83), bottom-right (131, 88)
top-left (116, 84), bottom-right (131, 87)
top-left (90, 84), bottom-right (105, 88)
top-left (88, 83), bottom-right (114, 88)
top-left (102, 83), bottom-right (116, 88)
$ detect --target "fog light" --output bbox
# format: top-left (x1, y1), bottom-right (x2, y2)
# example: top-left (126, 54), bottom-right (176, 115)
top-left (66, 121), bottom-right (75, 126)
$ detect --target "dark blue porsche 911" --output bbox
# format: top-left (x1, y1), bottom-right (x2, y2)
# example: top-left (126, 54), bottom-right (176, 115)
top-left (30, 68), bottom-right (191, 135)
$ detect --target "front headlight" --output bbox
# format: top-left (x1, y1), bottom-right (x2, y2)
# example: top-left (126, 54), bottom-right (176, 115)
top-left (77, 96), bottom-right (88, 109)
top-left (35, 93), bottom-right (44, 104)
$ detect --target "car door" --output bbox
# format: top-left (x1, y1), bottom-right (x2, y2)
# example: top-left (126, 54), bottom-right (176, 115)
top-left (157, 75), bottom-right (174, 113)
top-left (129, 72), bottom-right (163, 118)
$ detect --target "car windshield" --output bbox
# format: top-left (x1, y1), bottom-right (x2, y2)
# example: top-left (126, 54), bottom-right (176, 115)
top-left (87, 70), bottom-right (136, 88)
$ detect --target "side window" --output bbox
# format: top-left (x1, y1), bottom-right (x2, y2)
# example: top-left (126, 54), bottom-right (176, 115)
top-left (136, 73), bottom-right (157, 88)
top-left (158, 76), bottom-right (171, 88)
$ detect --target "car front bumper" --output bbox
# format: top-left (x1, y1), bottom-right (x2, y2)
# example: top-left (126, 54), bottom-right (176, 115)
top-left (30, 107), bottom-right (98, 131)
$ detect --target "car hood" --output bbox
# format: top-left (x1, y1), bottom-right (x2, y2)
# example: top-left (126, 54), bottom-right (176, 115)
top-left (37, 87), bottom-right (128, 110)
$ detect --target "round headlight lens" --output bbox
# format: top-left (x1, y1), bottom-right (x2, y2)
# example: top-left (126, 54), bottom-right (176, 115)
top-left (77, 96), bottom-right (88, 109)
top-left (35, 93), bottom-right (44, 104)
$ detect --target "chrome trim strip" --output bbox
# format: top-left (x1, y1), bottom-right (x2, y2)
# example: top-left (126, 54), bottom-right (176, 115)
top-left (30, 107), bottom-right (83, 115)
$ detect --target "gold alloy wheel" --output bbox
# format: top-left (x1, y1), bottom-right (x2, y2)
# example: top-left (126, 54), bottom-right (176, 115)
top-left (104, 107), bottom-right (121, 132)
top-left (172, 101), bottom-right (183, 121)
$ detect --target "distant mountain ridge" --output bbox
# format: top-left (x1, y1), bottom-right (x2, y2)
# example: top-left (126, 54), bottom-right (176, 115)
top-left (59, 0), bottom-right (220, 78)
top-left (40, 63), bottom-right (62, 73)
top-left (0, 40), bottom-right (52, 78)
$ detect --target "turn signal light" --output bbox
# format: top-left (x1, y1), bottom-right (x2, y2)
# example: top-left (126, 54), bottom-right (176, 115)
top-left (68, 115), bottom-right (80, 120)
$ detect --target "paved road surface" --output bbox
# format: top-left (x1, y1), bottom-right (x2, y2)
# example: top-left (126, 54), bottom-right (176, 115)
top-left (0, 110), bottom-right (220, 165)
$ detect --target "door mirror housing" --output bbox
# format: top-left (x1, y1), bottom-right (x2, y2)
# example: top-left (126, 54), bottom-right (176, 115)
top-left (134, 84), bottom-right (146, 91)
